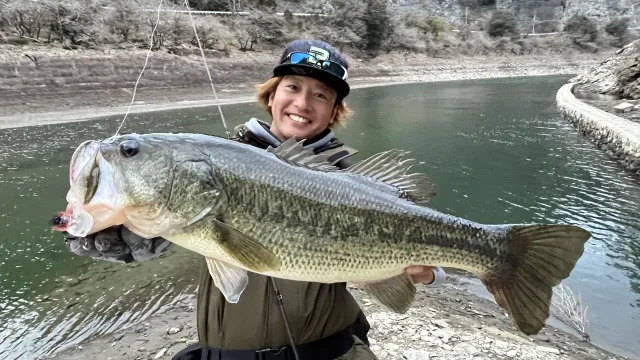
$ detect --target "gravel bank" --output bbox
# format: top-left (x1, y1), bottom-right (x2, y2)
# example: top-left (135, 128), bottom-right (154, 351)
top-left (48, 276), bottom-right (625, 360)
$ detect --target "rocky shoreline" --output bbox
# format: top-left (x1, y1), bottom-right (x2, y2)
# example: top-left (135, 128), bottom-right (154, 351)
top-left (48, 275), bottom-right (626, 360)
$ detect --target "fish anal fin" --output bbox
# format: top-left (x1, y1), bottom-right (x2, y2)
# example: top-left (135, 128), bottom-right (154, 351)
top-left (267, 137), bottom-right (339, 171)
top-left (363, 272), bottom-right (416, 313)
top-left (205, 257), bottom-right (249, 303)
top-left (481, 224), bottom-right (591, 335)
top-left (346, 149), bottom-right (435, 203)
top-left (211, 217), bottom-right (281, 272)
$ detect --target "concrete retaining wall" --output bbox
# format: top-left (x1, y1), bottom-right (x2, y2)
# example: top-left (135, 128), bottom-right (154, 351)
top-left (556, 83), bottom-right (640, 175)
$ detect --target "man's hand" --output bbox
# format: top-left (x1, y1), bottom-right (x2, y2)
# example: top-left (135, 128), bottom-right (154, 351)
top-left (405, 265), bottom-right (435, 284)
top-left (64, 225), bottom-right (171, 263)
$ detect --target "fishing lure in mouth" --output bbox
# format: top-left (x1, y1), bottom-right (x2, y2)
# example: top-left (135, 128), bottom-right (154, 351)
top-left (50, 212), bottom-right (71, 231)
top-left (50, 207), bottom-right (94, 237)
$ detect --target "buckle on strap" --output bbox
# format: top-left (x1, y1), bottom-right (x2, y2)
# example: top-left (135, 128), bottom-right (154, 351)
top-left (256, 346), bottom-right (289, 360)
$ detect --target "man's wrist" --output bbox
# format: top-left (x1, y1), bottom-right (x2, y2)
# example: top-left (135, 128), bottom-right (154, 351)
top-left (424, 267), bottom-right (447, 287)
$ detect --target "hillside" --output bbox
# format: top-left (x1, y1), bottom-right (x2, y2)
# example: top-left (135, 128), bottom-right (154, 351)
top-left (0, 0), bottom-right (632, 128)
top-left (0, 0), bottom-right (637, 58)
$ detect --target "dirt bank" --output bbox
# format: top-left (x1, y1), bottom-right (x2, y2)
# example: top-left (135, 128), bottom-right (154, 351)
top-left (47, 275), bottom-right (626, 360)
top-left (0, 44), bottom-right (609, 129)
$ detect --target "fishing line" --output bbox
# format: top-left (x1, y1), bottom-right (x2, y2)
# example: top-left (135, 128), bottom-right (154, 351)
top-left (182, 0), bottom-right (230, 139)
top-left (114, 0), bottom-right (164, 136)
top-left (113, 0), bottom-right (231, 139)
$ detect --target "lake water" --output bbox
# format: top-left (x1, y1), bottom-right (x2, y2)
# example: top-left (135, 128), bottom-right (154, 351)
top-left (0, 75), bottom-right (638, 359)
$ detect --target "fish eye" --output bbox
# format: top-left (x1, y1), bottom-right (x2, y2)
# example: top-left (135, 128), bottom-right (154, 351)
top-left (119, 140), bottom-right (139, 158)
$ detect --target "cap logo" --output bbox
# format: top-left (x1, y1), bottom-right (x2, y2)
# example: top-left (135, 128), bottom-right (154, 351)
top-left (308, 46), bottom-right (329, 61)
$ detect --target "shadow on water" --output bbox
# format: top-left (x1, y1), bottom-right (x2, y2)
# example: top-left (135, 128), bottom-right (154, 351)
top-left (0, 75), bottom-right (638, 359)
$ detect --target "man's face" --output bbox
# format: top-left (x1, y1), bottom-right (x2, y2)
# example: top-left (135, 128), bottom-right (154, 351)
top-left (268, 75), bottom-right (338, 141)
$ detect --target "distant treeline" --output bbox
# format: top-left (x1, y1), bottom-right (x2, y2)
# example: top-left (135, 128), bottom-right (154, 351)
top-left (0, 0), bottom-right (636, 56)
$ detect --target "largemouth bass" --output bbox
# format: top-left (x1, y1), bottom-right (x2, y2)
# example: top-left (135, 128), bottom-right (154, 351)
top-left (57, 133), bottom-right (591, 335)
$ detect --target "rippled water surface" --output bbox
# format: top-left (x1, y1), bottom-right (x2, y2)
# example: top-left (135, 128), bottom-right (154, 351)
top-left (0, 75), bottom-right (638, 359)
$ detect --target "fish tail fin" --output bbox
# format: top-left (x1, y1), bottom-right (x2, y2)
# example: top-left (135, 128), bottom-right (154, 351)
top-left (481, 224), bottom-right (591, 335)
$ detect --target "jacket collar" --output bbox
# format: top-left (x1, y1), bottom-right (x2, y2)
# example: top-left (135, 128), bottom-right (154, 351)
top-left (245, 118), bottom-right (335, 150)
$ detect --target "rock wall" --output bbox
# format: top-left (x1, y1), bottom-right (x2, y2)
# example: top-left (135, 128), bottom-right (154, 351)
top-left (389, 0), bottom-right (637, 29)
top-left (556, 83), bottom-right (640, 175)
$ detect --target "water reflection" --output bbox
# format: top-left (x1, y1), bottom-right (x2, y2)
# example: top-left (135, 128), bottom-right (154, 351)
top-left (0, 76), bottom-right (638, 359)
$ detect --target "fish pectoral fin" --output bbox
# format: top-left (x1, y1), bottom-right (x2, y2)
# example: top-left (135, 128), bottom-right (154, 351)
top-left (481, 224), bottom-right (591, 335)
top-left (205, 258), bottom-right (249, 303)
top-left (267, 137), bottom-right (340, 171)
top-left (211, 217), bottom-right (281, 272)
top-left (345, 150), bottom-right (435, 203)
top-left (363, 272), bottom-right (416, 313)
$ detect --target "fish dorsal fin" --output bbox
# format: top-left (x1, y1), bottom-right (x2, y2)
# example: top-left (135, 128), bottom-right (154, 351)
top-left (267, 137), bottom-right (340, 171)
top-left (346, 149), bottom-right (435, 203)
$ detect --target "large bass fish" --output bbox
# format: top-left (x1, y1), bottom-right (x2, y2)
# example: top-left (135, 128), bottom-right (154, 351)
top-left (55, 133), bottom-right (591, 336)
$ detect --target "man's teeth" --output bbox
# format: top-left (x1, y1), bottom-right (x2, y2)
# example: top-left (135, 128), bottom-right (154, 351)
top-left (289, 114), bottom-right (310, 124)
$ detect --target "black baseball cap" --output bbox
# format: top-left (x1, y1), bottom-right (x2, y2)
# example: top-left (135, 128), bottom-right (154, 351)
top-left (273, 39), bottom-right (350, 101)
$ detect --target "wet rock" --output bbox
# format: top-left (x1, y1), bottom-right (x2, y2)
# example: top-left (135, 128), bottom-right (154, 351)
top-left (614, 102), bottom-right (634, 113)
top-left (64, 300), bottom-right (78, 309)
top-left (56, 276), bottom-right (80, 286)
top-left (167, 327), bottom-right (182, 335)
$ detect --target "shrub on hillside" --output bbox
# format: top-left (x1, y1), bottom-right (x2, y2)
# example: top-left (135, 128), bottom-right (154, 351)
top-left (605, 17), bottom-right (629, 47)
top-left (605, 17), bottom-right (629, 38)
top-left (563, 15), bottom-right (597, 44)
top-left (488, 10), bottom-right (519, 38)
top-left (425, 16), bottom-right (449, 39)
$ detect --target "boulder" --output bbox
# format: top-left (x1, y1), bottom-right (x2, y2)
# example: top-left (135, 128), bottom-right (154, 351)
top-left (570, 39), bottom-right (640, 99)
top-left (614, 102), bottom-right (635, 113)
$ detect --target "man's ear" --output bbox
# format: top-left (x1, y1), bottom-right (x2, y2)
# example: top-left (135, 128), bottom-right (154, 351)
top-left (330, 106), bottom-right (338, 125)
top-left (268, 92), bottom-right (275, 107)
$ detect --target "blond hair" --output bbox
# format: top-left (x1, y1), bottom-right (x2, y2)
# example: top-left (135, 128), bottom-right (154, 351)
top-left (255, 76), bottom-right (352, 127)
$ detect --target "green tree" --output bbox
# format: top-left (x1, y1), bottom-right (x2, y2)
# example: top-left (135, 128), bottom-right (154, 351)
top-left (363, 0), bottom-right (392, 54)
top-left (425, 16), bottom-right (449, 39)
top-left (563, 15), bottom-right (597, 43)
top-left (488, 10), bottom-right (519, 38)
top-left (605, 17), bottom-right (629, 38)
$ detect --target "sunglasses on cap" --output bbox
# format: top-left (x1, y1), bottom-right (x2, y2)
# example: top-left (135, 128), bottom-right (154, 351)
top-left (285, 52), bottom-right (348, 80)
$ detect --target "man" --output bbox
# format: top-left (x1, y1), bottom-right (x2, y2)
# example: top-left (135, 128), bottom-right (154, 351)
top-left (65, 39), bottom-right (446, 360)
